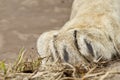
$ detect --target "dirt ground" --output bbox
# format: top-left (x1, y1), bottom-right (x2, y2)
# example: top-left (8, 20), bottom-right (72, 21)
top-left (0, 0), bottom-right (73, 63)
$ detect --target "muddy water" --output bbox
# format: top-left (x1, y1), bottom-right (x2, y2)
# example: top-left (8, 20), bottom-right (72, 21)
top-left (0, 0), bottom-right (73, 63)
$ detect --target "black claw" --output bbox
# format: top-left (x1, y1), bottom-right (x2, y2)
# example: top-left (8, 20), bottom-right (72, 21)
top-left (108, 36), bottom-right (112, 42)
top-left (53, 35), bottom-right (61, 59)
top-left (63, 46), bottom-right (69, 62)
top-left (113, 47), bottom-right (120, 59)
top-left (50, 49), bottom-right (54, 61)
top-left (74, 30), bottom-right (79, 50)
top-left (73, 30), bottom-right (91, 63)
top-left (84, 39), bottom-right (94, 57)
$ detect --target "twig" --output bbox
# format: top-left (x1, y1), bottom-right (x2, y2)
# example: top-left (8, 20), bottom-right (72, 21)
top-left (60, 77), bottom-right (80, 80)
top-left (82, 66), bottom-right (97, 79)
top-left (99, 72), bottom-right (109, 80)
top-left (82, 72), bottom-right (104, 80)
top-left (99, 70), bottom-right (120, 80)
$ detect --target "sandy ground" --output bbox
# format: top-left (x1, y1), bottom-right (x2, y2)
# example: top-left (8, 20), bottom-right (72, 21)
top-left (0, 0), bottom-right (73, 63)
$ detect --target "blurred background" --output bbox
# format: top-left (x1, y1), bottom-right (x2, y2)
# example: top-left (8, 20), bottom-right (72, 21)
top-left (0, 0), bottom-right (73, 63)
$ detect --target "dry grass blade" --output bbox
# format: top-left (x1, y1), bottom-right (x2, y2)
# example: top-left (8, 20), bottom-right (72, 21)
top-left (99, 70), bottom-right (120, 80)
top-left (99, 72), bottom-right (109, 80)
top-left (12, 48), bottom-right (42, 73)
top-left (12, 47), bottom-right (26, 72)
top-left (60, 77), bottom-right (80, 80)
top-left (82, 71), bottom-right (104, 80)
top-left (0, 61), bottom-right (7, 75)
top-left (81, 66), bottom-right (97, 79)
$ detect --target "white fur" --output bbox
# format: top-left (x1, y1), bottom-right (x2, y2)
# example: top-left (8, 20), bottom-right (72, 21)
top-left (37, 0), bottom-right (120, 65)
